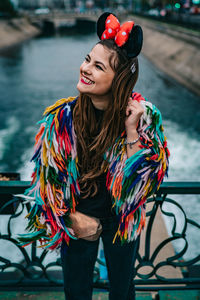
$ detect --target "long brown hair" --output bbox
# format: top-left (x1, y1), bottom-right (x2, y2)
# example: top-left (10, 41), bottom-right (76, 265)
top-left (73, 39), bottom-right (139, 197)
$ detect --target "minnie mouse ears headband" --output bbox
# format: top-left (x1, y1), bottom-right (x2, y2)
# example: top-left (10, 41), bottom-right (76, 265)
top-left (97, 12), bottom-right (143, 58)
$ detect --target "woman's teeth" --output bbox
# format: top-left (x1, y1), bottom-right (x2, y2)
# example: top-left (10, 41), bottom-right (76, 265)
top-left (82, 76), bottom-right (94, 84)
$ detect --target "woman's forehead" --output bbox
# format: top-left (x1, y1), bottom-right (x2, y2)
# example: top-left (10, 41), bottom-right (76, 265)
top-left (89, 44), bottom-right (115, 67)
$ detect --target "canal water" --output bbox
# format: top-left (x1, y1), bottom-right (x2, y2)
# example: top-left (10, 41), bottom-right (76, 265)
top-left (0, 34), bottom-right (199, 264)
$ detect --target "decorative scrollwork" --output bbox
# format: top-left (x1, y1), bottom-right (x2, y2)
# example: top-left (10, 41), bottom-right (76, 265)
top-left (0, 182), bottom-right (200, 289)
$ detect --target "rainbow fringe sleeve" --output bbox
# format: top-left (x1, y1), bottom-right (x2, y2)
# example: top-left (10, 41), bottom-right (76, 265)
top-left (18, 97), bottom-right (80, 250)
top-left (106, 97), bottom-right (170, 244)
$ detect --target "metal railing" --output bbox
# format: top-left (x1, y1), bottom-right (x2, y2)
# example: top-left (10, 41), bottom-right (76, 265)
top-left (0, 181), bottom-right (199, 290)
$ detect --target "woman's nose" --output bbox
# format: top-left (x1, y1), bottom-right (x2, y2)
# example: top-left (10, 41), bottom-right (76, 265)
top-left (82, 62), bottom-right (92, 75)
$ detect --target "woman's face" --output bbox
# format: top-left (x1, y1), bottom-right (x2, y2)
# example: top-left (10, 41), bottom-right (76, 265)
top-left (77, 44), bottom-right (115, 103)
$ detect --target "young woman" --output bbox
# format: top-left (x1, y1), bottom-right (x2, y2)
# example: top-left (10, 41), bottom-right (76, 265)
top-left (19, 12), bottom-right (169, 300)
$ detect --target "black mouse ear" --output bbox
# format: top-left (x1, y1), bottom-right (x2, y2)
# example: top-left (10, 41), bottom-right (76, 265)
top-left (97, 12), bottom-right (113, 39)
top-left (123, 25), bottom-right (143, 58)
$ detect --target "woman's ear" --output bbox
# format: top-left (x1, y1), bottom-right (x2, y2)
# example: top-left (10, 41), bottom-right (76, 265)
top-left (97, 12), bottom-right (114, 39)
top-left (122, 25), bottom-right (143, 58)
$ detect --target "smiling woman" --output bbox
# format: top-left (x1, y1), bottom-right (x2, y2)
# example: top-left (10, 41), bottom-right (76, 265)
top-left (18, 12), bottom-right (169, 300)
top-left (77, 44), bottom-right (115, 109)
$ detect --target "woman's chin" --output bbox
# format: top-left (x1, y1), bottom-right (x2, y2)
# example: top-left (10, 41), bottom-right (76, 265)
top-left (77, 82), bottom-right (92, 96)
top-left (77, 86), bottom-right (88, 97)
top-left (76, 82), bottom-right (81, 92)
top-left (77, 82), bottom-right (86, 93)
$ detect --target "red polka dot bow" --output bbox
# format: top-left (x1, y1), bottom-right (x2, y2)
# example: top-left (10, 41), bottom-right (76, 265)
top-left (101, 14), bottom-right (134, 47)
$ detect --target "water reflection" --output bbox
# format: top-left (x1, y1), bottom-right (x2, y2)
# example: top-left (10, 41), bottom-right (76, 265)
top-left (0, 43), bottom-right (23, 61)
top-left (0, 34), bottom-right (199, 175)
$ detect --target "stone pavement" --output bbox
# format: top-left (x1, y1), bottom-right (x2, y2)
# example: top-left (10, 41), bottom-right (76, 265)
top-left (0, 291), bottom-right (155, 299)
top-left (0, 290), bottom-right (200, 299)
top-left (136, 202), bottom-right (183, 283)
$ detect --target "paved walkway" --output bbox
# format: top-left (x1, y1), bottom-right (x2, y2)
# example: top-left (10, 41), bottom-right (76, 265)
top-left (0, 290), bottom-right (200, 299)
top-left (136, 202), bottom-right (183, 283)
top-left (0, 291), bottom-right (156, 299)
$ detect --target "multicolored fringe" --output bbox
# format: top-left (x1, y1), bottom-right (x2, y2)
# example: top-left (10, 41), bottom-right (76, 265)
top-left (106, 95), bottom-right (169, 244)
top-left (18, 97), bottom-right (79, 250)
top-left (18, 93), bottom-right (169, 250)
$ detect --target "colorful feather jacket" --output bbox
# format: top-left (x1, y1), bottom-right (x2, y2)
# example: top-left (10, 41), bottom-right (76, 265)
top-left (18, 92), bottom-right (170, 250)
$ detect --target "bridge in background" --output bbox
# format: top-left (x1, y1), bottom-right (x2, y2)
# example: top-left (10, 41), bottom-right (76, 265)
top-left (27, 11), bottom-right (101, 34)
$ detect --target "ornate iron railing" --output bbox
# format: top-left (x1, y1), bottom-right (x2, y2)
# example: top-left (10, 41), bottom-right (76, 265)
top-left (0, 181), bottom-right (199, 290)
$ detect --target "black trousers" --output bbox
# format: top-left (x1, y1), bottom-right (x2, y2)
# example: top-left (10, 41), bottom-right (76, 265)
top-left (61, 215), bottom-right (139, 300)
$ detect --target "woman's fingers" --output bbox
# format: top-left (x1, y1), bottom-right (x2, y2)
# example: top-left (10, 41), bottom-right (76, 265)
top-left (127, 100), bottom-right (144, 115)
top-left (126, 105), bottom-right (132, 116)
top-left (125, 99), bottom-right (145, 131)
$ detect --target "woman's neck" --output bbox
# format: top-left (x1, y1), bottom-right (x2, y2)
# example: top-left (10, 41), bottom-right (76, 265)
top-left (90, 94), bottom-right (111, 111)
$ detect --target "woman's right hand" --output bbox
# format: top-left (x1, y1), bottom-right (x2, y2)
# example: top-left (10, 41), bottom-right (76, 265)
top-left (125, 97), bottom-right (144, 138)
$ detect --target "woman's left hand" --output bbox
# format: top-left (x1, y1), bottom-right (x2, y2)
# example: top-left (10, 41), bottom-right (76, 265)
top-left (125, 98), bottom-right (144, 135)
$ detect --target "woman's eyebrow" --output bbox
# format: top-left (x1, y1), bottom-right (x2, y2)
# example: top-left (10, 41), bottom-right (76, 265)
top-left (87, 54), bottom-right (107, 69)
top-left (96, 60), bottom-right (107, 69)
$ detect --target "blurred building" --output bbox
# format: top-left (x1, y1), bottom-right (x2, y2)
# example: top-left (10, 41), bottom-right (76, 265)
top-left (18, 0), bottom-right (66, 9)
top-left (10, 0), bottom-right (19, 9)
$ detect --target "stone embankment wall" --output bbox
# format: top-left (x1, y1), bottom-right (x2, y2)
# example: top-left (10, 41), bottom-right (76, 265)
top-left (128, 16), bottom-right (200, 96)
top-left (0, 18), bottom-right (40, 52)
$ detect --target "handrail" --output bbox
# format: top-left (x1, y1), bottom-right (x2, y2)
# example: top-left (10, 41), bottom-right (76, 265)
top-left (0, 181), bottom-right (200, 290)
top-left (1, 181), bottom-right (200, 193)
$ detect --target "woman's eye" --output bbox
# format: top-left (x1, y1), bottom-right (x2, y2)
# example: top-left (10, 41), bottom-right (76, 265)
top-left (85, 56), bottom-right (89, 62)
top-left (96, 65), bottom-right (103, 70)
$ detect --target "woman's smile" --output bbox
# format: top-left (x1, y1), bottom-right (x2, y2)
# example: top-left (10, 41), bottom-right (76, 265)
top-left (80, 75), bottom-right (95, 85)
